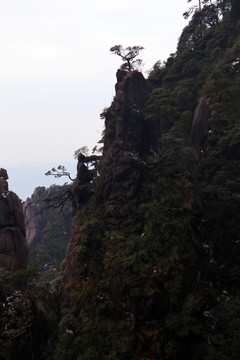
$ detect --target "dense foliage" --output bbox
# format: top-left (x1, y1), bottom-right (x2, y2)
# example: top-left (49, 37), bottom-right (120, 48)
top-left (0, 267), bottom-right (63, 360)
top-left (110, 45), bottom-right (144, 71)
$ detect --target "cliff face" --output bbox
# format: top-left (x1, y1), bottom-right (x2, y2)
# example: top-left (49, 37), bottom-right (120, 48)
top-left (1, 2), bottom-right (240, 359)
top-left (64, 70), bottom-right (153, 297)
top-left (106, 69), bottom-right (152, 153)
top-left (99, 70), bottom-right (152, 226)
top-left (24, 187), bottom-right (46, 247)
top-left (61, 71), bottom-right (203, 359)
top-left (58, 3), bottom-right (240, 360)
top-left (23, 185), bottom-right (72, 270)
top-left (0, 169), bottom-right (28, 271)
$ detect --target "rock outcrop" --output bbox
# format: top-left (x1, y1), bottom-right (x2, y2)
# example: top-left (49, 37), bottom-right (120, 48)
top-left (187, 96), bottom-right (210, 156)
top-left (99, 70), bottom-right (152, 225)
top-left (61, 70), bottom-right (205, 359)
top-left (64, 70), bottom-right (152, 303)
top-left (105, 69), bottom-right (152, 153)
top-left (69, 70), bottom-right (152, 230)
top-left (0, 169), bottom-right (28, 271)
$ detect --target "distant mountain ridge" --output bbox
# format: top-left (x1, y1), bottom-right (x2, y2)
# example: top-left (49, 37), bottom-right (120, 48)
top-left (23, 184), bottom-right (72, 271)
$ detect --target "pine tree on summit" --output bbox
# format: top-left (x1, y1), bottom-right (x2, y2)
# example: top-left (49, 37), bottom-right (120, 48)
top-left (110, 45), bottom-right (144, 71)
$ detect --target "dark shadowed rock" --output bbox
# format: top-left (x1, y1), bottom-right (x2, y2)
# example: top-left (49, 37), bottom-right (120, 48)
top-left (187, 96), bottom-right (210, 156)
top-left (63, 71), bottom-right (151, 303)
top-left (113, 70), bottom-right (152, 153)
top-left (0, 168), bottom-right (9, 180)
top-left (69, 70), bottom-right (151, 229)
top-left (0, 168), bottom-right (28, 271)
top-left (62, 70), bottom-right (206, 358)
top-left (99, 70), bottom-right (151, 225)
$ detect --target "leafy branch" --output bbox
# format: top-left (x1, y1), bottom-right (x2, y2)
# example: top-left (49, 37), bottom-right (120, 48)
top-left (110, 45), bottom-right (144, 71)
top-left (45, 165), bottom-right (75, 181)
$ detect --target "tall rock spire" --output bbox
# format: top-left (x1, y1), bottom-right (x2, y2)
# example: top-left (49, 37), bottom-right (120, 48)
top-left (0, 168), bottom-right (28, 271)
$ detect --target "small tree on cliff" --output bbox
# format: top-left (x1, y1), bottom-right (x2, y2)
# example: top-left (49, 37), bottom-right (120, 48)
top-left (110, 45), bottom-right (144, 71)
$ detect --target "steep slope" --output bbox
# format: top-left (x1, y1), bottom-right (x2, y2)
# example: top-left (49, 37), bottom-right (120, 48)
top-left (59, 70), bottom-right (205, 359)
top-left (54, 2), bottom-right (240, 359)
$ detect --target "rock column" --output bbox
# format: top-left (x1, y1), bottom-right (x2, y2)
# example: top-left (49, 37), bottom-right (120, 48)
top-left (0, 168), bottom-right (28, 271)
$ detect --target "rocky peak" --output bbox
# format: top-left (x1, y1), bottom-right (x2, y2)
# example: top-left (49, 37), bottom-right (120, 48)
top-left (99, 70), bottom-right (152, 225)
top-left (0, 168), bottom-right (28, 271)
top-left (69, 70), bottom-right (152, 227)
top-left (0, 168), bottom-right (9, 193)
top-left (104, 70), bottom-right (152, 154)
top-left (63, 71), bottom-right (152, 302)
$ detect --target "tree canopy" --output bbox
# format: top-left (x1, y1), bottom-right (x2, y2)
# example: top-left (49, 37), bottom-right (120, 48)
top-left (110, 45), bottom-right (144, 71)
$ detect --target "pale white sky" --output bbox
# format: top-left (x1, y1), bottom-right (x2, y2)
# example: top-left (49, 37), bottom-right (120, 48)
top-left (0, 0), bottom-right (188, 200)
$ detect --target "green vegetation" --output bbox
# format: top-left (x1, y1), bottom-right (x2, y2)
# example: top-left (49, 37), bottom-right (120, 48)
top-left (1, 1), bottom-right (240, 358)
top-left (0, 267), bottom-right (63, 360)
top-left (110, 45), bottom-right (144, 71)
top-left (59, 1), bottom-right (240, 358)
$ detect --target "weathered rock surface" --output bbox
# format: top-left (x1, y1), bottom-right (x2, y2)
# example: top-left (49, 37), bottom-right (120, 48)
top-left (23, 185), bottom-right (72, 270)
top-left (62, 70), bottom-right (205, 359)
top-left (105, 69), bottom-right (152, 153)
top-left (23, 187), bottom-right (47, 246)
top-left (187, 96), bottom-right (210, 156)
top-left (0, 169), bottom-right (28, 271)
top-left (99, 70), bottom-right (152, 226)
top-left (63, 70), bottom-right (152, 303)
top-left (69, 70), bottom-right (152, 230)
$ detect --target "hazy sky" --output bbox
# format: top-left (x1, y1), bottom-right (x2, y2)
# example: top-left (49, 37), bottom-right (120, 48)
top-left (0, 0), bottom-right (188, 200)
